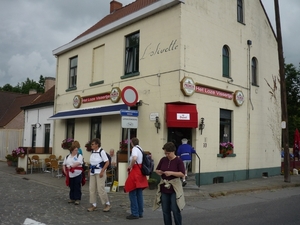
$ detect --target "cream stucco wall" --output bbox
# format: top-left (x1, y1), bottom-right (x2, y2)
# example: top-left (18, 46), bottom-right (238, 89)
top-left (52, 0), bottom-right (281, 183)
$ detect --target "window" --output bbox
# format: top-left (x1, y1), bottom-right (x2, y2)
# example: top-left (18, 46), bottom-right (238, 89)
top-left (251, 57), bottom-right (258, 86)
top-left (92, 45), bottom-right (105, 84)
top-left (125, 32), bottom-right (139, 75)
top-left (31, 125), bottom-right (37, 150)
top-left (90, 117), bottom-right (102, 140)
top-left (222, 46), bottom-right (230, 78)
top-left (237, 0), bottom-right (244, 23)
top-left (66, 119), bottom-right (75, 139)
top-left (220, 109), bottom-right (232, 143)
top-left (69, 56), bottom-right (77, 88)
top-left (44, 124), bottom-right (50, 154)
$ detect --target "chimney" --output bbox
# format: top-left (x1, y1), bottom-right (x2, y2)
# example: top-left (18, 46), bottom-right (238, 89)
top-left (110, 0), bottom-right (123, 13)
top-left (29, 89), bottom-right (37, 95)
top-left (44, 77), bottom-right (55, 92)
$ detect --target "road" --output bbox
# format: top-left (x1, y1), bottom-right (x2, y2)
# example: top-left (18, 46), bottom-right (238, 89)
top-left (0, 171), bottom-right (299, 225)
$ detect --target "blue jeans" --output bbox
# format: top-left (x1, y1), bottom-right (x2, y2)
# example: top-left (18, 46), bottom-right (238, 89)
top-left (128, 188), bottom-right (143, 217)
top-left (69, 174), bottom-right (82, 200)
top-left (161, 192), bottom-right (182, 225)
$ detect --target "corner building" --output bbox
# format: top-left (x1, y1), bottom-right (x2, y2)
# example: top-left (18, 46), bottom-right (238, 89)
top-left (51, 0), bottom-right (281, 185)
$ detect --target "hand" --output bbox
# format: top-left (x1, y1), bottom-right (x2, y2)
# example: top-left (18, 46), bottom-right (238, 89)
top-left (99, 172), bottom-right (104, 178)
top-left (164, 171), bottom-right (172, 177)
top-left (156, 170), bottom-right (164, 175)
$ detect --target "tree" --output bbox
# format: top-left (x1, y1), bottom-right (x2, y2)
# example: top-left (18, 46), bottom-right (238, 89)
top-left (286, 63), bottom-right (300, 146)
top-left (0, 75), bottom-right (45, 94)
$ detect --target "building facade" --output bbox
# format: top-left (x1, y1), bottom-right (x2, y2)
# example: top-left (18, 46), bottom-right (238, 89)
top-left (51, 0), bottom-right (281, 185)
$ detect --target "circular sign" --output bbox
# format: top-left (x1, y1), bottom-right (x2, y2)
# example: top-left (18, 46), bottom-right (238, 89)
top-left (233, 90), bottom-right (244, 106)
top-left (73, 95), bottom-right (82, 108)
top-left (180, 77), bottom-right (195, 96)
top-left (110, 87), bottom-right (121, 103)
top-left (121, 86), bottom-right (138, 106)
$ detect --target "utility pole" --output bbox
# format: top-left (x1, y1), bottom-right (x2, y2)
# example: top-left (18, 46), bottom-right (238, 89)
top-left (274, 0), bottom-right (290, 182)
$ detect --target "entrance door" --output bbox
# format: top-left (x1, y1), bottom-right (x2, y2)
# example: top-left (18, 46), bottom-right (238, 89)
top-left (167, 128), bottom-right (193, 172)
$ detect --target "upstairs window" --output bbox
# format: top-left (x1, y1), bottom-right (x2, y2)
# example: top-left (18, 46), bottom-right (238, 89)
top-left (66, 119), bottom-right (75, 139)
top-left (90, 117), bottom-right (102, 140)
top-left (222, 46), bottom-right (230, 78)
top-left (252, 57), bottom-right (258, 86)
top-left (125, 32), bottom-right (139, 75)
top-left (237, 0), bottom-right (244, 23)
top-left (69, 56), bottom-right (77, 88)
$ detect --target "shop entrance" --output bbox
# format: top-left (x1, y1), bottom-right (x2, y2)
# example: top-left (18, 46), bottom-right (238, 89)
top-left (167, 127), bottom-right (193, 172)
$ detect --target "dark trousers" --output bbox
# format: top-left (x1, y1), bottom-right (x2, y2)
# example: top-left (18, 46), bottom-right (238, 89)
top-left (161, 192), bottom-right (182, 225)
top-left (69, 174), bottom-right (82, 200)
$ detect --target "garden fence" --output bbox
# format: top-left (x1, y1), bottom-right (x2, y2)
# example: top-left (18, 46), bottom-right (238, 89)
top-left (0, 129), bottom-right (24, 161)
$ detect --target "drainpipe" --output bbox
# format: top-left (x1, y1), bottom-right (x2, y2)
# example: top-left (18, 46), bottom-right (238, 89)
top-left (246, 40), bottom-right (253, 180)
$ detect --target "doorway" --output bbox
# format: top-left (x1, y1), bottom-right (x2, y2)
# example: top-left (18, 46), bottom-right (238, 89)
top-left (167, 127), bottom-right (193, 172)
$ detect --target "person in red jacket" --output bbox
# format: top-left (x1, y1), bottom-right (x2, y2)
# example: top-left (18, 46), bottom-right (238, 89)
top-left (124, 137), bottom-right (148, 219)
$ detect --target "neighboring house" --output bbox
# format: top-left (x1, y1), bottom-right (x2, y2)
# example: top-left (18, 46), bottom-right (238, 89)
top-left (51, 0), bottom-right (281, 185)
top-left (21, 84), bottom-right (55, 154)
top-left (0, 91), bottom-right (41, 160)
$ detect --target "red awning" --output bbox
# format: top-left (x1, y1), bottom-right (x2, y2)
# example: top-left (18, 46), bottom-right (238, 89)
top-left (166, 104), bottom-right (198, 128)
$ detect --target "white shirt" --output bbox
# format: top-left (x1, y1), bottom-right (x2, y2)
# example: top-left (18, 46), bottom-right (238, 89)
top-left (63, 154), bottom-right (83, 178)
top-left (131, 145), bottom-right (143, 164)
top-left (89, 148), bottom-right (108, 175)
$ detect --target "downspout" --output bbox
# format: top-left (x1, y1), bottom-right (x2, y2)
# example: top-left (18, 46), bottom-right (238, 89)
top-left (246, 40), bottom-right (253, 180)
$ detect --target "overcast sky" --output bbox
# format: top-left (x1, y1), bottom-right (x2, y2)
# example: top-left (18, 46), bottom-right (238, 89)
top-left (0, 0), bottom-right (299, 87)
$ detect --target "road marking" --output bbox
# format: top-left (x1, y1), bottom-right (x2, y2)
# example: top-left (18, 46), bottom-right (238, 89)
top-left (23, 218), bottom-right (46, 225)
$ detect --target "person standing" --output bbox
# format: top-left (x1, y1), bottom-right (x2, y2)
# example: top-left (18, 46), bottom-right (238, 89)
top-left (154, 142), bottom-right (185, 225)
top-left (124, 137), bottom-right (148, 219)
top-left (109, 148), bottom-right (117, 167)
top-left (63, 143), bottom-right (83, 205)
top-left (73, 140), bottom-right (83, 156)
top-left (176, 138), bottom-right (196, 186)
top-left (87, 138), bottom-right (111, 212)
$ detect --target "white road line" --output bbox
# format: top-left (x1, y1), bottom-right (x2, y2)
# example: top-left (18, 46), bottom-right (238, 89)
top-left (23, 218), bottom-right (46, 225)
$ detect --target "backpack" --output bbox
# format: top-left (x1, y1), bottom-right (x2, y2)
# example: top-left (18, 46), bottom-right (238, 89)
top-left (136, 146), bottom-right (154, 176)
top-left (92, 148), bottom-right (112, 170)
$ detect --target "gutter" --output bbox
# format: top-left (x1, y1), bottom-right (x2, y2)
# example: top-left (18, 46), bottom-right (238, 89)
top-left (53, 0), bottom-right (184, 56)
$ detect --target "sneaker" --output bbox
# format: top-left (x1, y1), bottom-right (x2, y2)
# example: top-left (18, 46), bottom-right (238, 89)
top-left (68, 199), bottom-right (75, 204)
top-left (74, 200), bottom-right (80, 205)
top-left (103, 204), bottom-right (111, 212)
top-left (182, 181), bottom-right (187, 187)
top-left (87, 206), bottom-right (97, 212)
top-left (126, 214), bottom-right (139, 220)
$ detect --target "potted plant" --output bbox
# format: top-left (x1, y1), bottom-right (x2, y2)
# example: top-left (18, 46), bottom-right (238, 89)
top-left (220, 142), bottom-right (234, 158)
top-left (15, 167), bottom-right (26, 174)
top-left (12, 147), bottom-right (26, 158)
top-left (61, 138), bottom-right (74, 150)
top-left (85, 140), bottom-right (92, 152)
top-left (5, 154), bottom-right (13, 166)
top-left (148, 178), bottom-right (157, 190)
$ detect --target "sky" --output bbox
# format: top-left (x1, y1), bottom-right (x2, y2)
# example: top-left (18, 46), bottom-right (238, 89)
top-left (0, 0), bottom-right (299, 87)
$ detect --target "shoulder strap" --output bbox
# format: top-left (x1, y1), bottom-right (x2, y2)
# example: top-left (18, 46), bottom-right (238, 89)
top-left (136, 146), bottom-right (143, 153)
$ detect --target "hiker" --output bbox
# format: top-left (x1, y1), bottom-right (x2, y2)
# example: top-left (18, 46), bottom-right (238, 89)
top-left (154, 142), bottom-right (185, 225)
top-left (62, 143), bottom-right (84, 205)
top-left (87, 138), bottom-right (111, 212)
top-left (124, 137), bottom-right (148, 219)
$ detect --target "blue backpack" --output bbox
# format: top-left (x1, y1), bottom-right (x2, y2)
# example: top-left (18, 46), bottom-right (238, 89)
top-left (92, 149), bottom-right (112, 170)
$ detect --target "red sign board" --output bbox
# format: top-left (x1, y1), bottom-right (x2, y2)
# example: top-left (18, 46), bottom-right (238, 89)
top-left (82, 93), bottom-right (110, 103)
top-left (195, 85), bottom-right (233, 100)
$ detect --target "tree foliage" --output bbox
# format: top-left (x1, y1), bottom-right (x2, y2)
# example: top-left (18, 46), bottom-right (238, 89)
top-left (0, 75), bottom-right (45, 94)
top-left (285, 63), bottom-right (300, 146)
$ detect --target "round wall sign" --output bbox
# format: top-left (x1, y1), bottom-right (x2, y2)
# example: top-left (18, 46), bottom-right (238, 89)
top-left (233, 90), bottom-right (244, 106)
top-left (121, 86), bottom-right (138, 107)
top-left (180, 77), bottom-right (195, 96)
top-left (73, 95), bottom-right (82, 108)
top-left (110, 87), bottom-right (121, 103)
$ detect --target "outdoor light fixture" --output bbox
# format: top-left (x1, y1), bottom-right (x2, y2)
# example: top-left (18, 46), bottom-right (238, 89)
top-left (199, 117), bottom-right (205, 135)
top-left (35, 123), bottom-right (41, 128)
top-left (154, 116), bottom-right (161, 133)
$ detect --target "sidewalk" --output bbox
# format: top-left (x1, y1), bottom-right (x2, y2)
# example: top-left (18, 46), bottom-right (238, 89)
top-left (1, 161), bottom-right (300, 203)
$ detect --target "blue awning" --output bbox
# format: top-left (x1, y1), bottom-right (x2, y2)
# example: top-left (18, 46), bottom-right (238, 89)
top-left (49, 103), bottom-right (128, 120)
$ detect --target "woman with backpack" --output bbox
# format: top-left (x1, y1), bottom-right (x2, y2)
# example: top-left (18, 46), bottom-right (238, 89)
top-left (62, 143), bottom-right (84, 205)
top-left (87, 138), bottom-right (111, 212)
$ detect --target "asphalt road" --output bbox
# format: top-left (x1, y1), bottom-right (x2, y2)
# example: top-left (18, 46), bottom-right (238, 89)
top-left (1, 171), bottom-right (300, 225)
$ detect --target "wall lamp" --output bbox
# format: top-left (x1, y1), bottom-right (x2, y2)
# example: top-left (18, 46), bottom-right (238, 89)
top-left (199, 118), bottom-right (205, 135)
top-left (35, 123), bottom-right (41, 128)
top-left (154, 116), bottom-right (161, 133)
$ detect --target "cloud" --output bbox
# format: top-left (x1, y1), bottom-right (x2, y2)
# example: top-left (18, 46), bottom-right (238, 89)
top-left (7, 52), bottom-right (54, 85)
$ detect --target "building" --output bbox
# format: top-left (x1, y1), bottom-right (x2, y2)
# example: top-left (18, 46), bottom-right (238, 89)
top-left (51, 0), bottom-right (281, 185)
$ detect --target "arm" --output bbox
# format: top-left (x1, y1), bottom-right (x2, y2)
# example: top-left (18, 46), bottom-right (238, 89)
top-left (128, 155), bottom-right (137, 170)
top-left (163, 171), bottom-right (184, 178)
